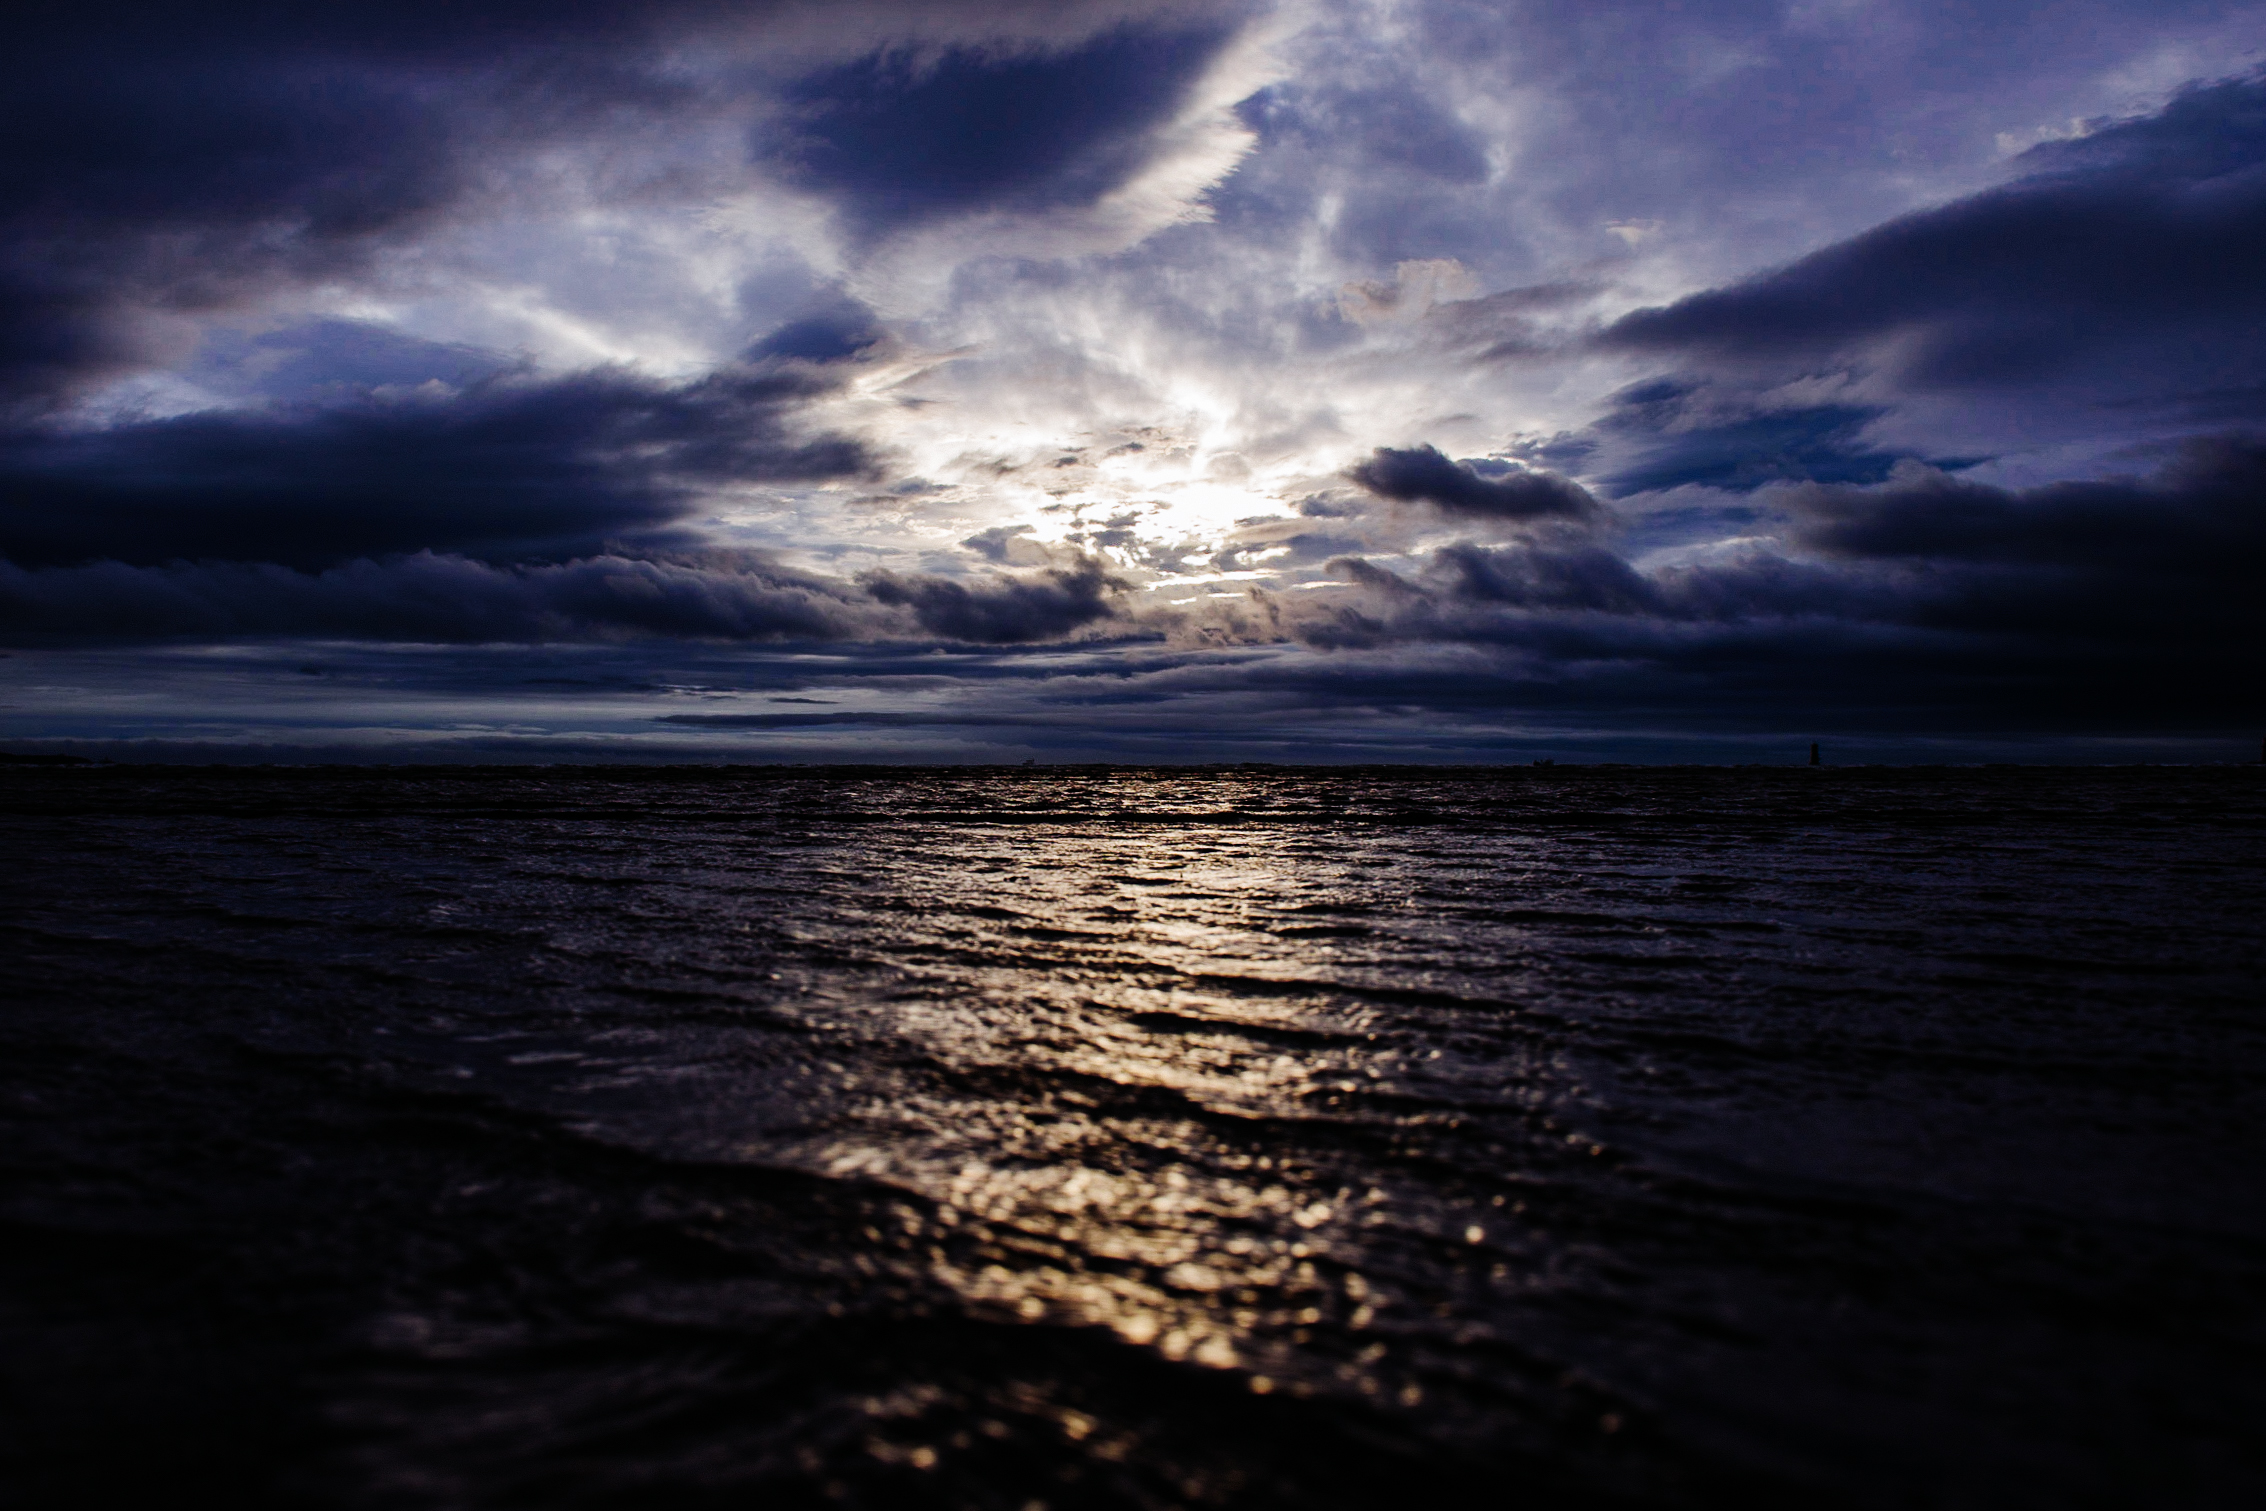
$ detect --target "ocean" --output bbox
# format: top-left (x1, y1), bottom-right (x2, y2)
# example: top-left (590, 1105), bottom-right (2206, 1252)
top-left (3, 764), bottom-right (2261, 1508)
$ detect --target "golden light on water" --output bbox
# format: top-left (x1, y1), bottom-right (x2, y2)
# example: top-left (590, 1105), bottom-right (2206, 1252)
top-left (782, 800), bottom-right (1485, 1406)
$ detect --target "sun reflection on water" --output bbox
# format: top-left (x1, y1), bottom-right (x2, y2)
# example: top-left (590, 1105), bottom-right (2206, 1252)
top-left (770, 798), bottom-right (1498, 1410)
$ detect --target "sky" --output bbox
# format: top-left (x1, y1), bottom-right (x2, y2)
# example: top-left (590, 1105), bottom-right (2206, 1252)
top-left (2, 0), bottom-right (2262, 763)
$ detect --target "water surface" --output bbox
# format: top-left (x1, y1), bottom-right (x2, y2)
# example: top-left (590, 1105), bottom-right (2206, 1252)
top-left (4, 765), bottom-right (2261, 1508)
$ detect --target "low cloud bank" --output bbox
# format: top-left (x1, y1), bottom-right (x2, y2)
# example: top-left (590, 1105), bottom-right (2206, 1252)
top-left (3, 439), bottom-right (2254, 736)
top-left (1271, 438), bottom-right (2264, 731)
top-left (0, 549), bottom-right (1135, 648)
top-left (0, 364), bottom-right (872, 570)
top-left (862, 558), bottom-right (1123, 643)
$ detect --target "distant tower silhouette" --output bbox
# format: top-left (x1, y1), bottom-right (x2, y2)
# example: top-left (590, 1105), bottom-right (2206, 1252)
top-left (1809, 742), bottom-right (1821, 766)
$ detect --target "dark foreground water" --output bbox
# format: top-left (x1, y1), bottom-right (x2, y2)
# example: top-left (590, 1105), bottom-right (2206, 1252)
top-left (2, 765), bottom-right (2262, 1510)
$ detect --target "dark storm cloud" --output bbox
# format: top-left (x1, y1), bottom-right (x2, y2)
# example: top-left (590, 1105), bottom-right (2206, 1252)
top-left (0, 551), bottom-right (869, 643)
top-left (1597, 70), bottom-right (2266, 399)
top-left (861, 559), bottom-right (1123, 643)
top-left (0, 365), bottom-right (872, 570)
top-left (0, 59), bottom-right (467, 411)
top-left (1426, 541), bottom-right (1659, 614)
top-left (760, 24), bottom-right (1237, 235)
top-left (0, 3), bottom-right (690, 411)
top-left (11, 0), bottom-right (677, 55)
top-left (1291, 438), bottom-right (2264, 734)
top-left (658, 710), bottom-right (1047, 730)
top-left (1785, 437), bottom-right (2266, 644)
top-left (0, 549), bottom-right (1144, 648)
top-left (1348, 446), bottom-right (1599, 521)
